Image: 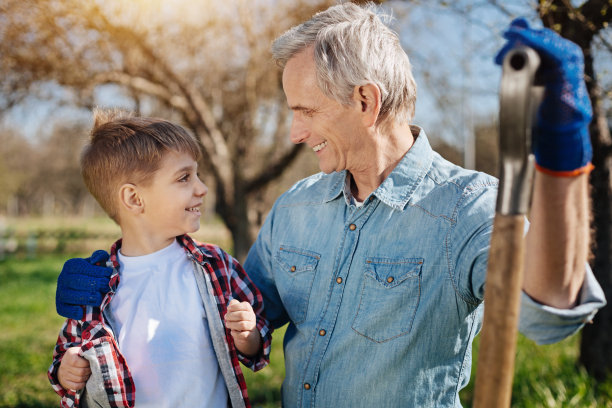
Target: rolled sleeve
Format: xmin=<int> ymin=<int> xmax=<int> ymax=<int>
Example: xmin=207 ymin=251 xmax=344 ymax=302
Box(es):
xmin=519 ymin=264 xmax=607 ymax=345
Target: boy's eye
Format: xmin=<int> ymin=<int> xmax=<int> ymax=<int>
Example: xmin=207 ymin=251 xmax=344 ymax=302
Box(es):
xmin=179 ymin=174 xmax=190 ymax=182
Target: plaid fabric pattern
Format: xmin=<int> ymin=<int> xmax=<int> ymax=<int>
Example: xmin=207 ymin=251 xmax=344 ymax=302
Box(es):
xmin=48 ymin=235 xmax=271 ymax=408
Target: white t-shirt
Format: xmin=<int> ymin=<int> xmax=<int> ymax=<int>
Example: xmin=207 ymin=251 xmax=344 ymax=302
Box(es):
xmin=110 ymin=239 xmax=228 ymax=408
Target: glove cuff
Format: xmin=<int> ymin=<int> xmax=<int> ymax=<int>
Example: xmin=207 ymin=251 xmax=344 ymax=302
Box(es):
xmin=534 ymin=125 xmax=592 ymax=172
xmin=535 ymin=162 xmax=594 ymax=177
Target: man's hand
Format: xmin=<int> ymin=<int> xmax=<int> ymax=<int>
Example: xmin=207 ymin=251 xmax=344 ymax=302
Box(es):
xmin=56 ymin=250 xmax=113 ymax=320
xmin=495 ymin=17 xmax=593 ymax=176
xmin=58 ymin=347 xmax=91 ymax=391
xmin=225 ymin=299 xmax=262 ymax=357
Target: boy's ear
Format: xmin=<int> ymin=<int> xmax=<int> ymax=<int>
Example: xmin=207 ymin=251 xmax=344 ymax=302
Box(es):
xmin=119 ymin=183 xmax=144 ymax=214
xmin=353 ymin=83 xmax=381 ymax=127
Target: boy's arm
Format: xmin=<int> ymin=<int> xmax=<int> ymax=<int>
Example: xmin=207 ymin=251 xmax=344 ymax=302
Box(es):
xmin=223 ymin=251 xmax=272 ymax=372
xmin=225 ymin=299 xmax=262 ymax=357
xmin=48 ymin=319 xmax=87 ymax=397
xmin=58 ymin=347 xmax=91 ymax=390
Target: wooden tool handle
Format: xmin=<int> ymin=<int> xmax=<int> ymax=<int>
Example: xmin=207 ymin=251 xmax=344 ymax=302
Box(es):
xmin=473 ymin=214 xmax=526 ymax=408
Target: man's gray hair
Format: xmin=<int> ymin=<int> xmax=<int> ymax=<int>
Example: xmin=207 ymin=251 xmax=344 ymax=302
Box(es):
xmin=272 ymin=2 xmax=417 ymax=124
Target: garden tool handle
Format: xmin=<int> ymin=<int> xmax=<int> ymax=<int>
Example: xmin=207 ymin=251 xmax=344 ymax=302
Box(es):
xmin=473 ymin=46 xmax=542 ymax=408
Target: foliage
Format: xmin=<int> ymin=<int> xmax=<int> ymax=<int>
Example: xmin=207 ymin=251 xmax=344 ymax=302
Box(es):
xmin=0 ymin=0 xmax=334 ymax=260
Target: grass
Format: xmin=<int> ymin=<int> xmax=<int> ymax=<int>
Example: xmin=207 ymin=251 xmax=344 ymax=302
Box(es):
xmin=1 ymin=217 xmax=611 ymax=407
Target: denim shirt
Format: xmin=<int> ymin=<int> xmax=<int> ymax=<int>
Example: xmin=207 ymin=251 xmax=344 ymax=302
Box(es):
xmin=244 ymin=128 xmax=605 ymax=408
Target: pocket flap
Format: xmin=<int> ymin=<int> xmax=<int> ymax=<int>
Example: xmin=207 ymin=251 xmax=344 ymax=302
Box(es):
xmin=275 ymin=245 xmax=320 ymax=274
xmin=364 ymin=257 xmax=423 ymax=288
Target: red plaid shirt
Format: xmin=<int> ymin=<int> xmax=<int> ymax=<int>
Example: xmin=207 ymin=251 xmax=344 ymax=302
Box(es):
xmin=48 ymin=235 xmax=272 ymax=408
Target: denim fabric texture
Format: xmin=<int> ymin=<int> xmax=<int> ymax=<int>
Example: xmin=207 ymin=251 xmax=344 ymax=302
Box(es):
xmin=244 ymin=128 xmax=605 ymax=407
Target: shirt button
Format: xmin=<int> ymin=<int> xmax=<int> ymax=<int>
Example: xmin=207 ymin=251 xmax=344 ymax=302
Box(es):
xmin=336 ymin=277 xmax=343 ymax=284
xmin=319 ymin=329 xmax=326 ymax=336
xmin=290 ymin=266 xmax=296 ymax=272
xmin=369 ymin=196 xmax=374 ymax=202
xmin=387 ymin=276 xmax=394 ymax=283
xmin=304 ymin=383 xmax=311 ymax=390
xmin=349 ymin=224 xmax=356 ymax=231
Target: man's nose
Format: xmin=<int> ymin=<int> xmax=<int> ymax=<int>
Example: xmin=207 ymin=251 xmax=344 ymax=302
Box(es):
xmin=289 ymin=119 xmax=309 ymax=144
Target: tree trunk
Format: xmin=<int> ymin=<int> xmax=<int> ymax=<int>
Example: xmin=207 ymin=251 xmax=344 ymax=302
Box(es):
xmin=214 ymin=176 xmax=254 ymax=263
xmin=579 ymin=71 xmax=612 ymax=381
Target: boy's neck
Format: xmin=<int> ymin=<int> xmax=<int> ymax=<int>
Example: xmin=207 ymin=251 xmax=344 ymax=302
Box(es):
xmin=119 ymin=227 xmax=178 ymax=257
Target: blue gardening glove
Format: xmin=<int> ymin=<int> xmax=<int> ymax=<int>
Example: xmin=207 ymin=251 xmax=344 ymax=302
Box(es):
xmin=495 ymin=17 xmax=593 ymax=175
xmin=56 ymin=250 xmax=113 ymax=320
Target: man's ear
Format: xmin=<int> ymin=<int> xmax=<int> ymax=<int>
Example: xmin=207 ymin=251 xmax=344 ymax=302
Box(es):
xmin=119 ymin=183 xmax=144 ymax=214
xmin=353 ymin=83 xmax=381 ymax=127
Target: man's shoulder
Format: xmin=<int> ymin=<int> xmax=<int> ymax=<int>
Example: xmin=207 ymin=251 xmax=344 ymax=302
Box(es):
xmin=426 ymin=151 xmax=498 ymax=195
xmin=276 ymin=171 xmax=341 ymax=205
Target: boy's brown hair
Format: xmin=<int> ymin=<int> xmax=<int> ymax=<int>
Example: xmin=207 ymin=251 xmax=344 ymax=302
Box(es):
xmin=81 ymin=108 xmax=202 ymax=223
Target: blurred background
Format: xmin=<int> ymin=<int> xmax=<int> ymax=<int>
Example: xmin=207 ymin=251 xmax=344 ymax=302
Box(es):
xmin=1 ymin=0 xmax=611 ymax=406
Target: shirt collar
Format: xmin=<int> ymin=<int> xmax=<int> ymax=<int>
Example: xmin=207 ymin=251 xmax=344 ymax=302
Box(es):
xmin=108 ymin=234 xmax=214 ymax=269
xmin=322 ymin=126 xmax=433 ymax=210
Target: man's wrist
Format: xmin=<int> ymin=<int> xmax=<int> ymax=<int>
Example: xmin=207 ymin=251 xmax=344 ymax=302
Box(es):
xmin=535 ymin=162 xmax=595 ymax=177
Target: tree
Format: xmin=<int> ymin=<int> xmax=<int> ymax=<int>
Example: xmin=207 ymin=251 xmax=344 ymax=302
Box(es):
xmin=0 ymin=0 xmax=334 ymax=260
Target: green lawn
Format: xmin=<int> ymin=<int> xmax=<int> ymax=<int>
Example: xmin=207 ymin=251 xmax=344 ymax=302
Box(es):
xmin=1 ymin=254 xmax=610 ymax=407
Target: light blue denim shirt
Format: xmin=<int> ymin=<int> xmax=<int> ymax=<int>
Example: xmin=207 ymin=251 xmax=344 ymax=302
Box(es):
xmin=244 ymin=128 xmax=605 ymax=407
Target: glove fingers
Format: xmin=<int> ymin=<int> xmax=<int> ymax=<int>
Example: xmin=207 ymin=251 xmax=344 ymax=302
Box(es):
xmin=87 ymin=250 xmax=110 ymax=266
xmin=55 ymin=303 xmax=86 ymax=321
xmin=57 ymin=287 xmax=105 ymax=307
xmin=62 ymin=258 xmax=113 ymax=280
xmin=503 ymin=25 xmax=580 ymax=65
xmin=59 ymin=272 xmax=112 ymax=294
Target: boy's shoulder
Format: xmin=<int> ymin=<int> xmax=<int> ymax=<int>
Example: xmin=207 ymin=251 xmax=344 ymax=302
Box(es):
xmin=178 ymin=234 xmax=234 ymax=264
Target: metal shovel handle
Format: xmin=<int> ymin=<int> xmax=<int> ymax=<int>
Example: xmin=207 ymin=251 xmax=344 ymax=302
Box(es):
xmin=473 ymin=46 xmax=542 ymax=408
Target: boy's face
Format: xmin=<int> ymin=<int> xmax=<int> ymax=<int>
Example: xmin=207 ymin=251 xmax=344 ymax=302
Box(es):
xmin=137 ymin=150 xmax=207 ymax=246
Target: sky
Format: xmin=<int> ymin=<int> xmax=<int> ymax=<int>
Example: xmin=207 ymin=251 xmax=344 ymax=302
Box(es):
xmin=3 ymin=0 xmax=610 ymax=170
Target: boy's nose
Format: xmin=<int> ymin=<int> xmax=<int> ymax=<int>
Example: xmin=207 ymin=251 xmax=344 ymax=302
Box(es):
xmin=195 ymin=179 xmax=208 ymax=197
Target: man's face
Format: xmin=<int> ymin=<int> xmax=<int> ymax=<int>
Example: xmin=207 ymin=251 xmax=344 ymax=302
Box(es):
xmin=282 ymin=47 xmax=366 ymax=174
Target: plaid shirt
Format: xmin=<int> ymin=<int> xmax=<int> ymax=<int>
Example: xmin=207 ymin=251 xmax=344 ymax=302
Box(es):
xmin=48 ymin=235 xmax=272 ymax=408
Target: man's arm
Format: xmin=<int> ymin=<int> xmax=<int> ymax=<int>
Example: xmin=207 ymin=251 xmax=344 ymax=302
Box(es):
xmin=496 ymin=19 xmax=595 ymax=310
xmin=523 ymin=172 xmax=590 ymax=308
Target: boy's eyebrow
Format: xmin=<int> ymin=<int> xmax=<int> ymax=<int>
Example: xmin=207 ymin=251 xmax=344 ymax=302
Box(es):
xmin=173 ymin=164 xmax=197 ymax=175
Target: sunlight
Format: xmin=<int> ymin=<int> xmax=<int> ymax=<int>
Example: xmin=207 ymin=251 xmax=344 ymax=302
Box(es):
xmin=104 ymin=0 xmax=224 ymax=27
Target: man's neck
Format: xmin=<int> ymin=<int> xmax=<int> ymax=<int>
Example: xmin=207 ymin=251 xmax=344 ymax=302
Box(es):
xmin=350 ymin=122 xmax=416 ymax=201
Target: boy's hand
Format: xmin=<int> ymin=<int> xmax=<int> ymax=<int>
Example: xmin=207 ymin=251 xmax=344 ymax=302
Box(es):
xmin=225 ymin=299 xmax=262 ymax=357
xmin=58 ymin=347 xmax=91 ymax=391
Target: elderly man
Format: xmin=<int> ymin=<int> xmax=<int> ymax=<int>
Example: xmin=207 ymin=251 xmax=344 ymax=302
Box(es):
xmin=56 ymin=3 xmax=605 ymax=407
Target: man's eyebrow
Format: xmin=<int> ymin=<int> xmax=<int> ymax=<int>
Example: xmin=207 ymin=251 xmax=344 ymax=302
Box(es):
xmin=288 ymin=105 xmax=313 ymax=112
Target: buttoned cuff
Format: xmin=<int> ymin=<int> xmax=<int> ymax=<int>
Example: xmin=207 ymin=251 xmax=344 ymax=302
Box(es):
xmin=518 ymin=264 xmax=606 ymax=345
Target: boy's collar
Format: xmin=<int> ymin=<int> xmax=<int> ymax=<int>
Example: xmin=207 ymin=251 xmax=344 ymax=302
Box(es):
xmin=108 ymin=234 xmax=213 ymax=268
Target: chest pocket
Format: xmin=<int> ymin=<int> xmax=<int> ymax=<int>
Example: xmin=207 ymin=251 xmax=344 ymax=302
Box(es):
xmin=352 ymin=257 xmax=423 ymax=343
xmin=274 ymin=246 xmax=320 ymax=326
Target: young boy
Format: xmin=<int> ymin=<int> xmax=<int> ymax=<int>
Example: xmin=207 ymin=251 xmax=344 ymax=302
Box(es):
xmin=48 ymin=109 xmax=271 ymax=408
